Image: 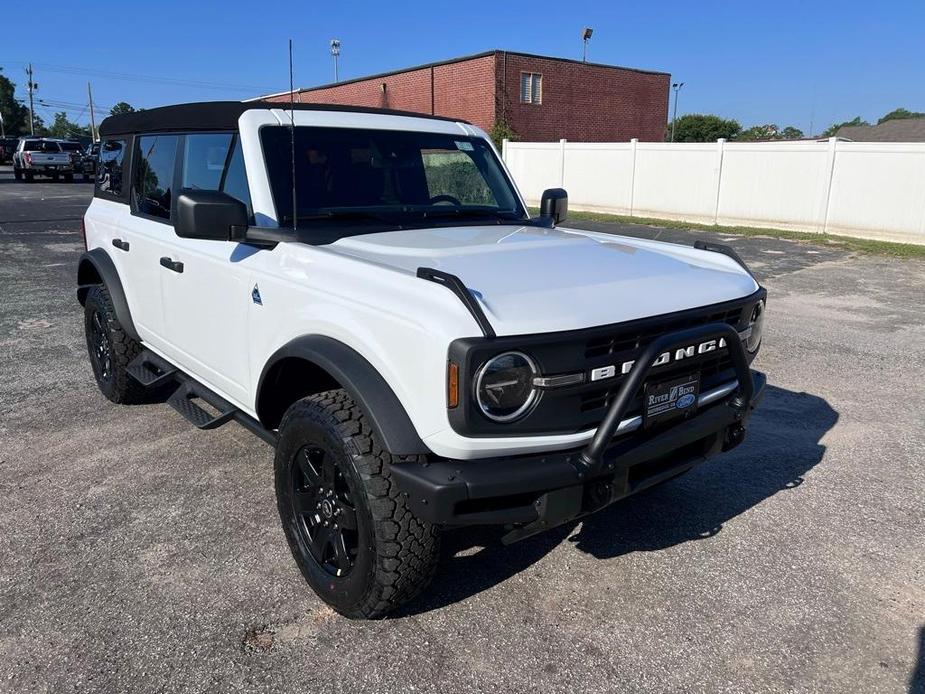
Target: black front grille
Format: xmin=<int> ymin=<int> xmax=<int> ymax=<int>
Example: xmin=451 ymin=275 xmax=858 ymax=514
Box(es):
xmin=580 ymin=351 xmax=735 ymax=414
xmin=447 ymin=290 xmax=762 ymax=438
xmin=585 ymin=307 xmax=742 ymax=359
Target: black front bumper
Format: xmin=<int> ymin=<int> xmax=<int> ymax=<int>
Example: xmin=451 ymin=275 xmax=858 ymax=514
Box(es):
xmin=391 ymin=323 xmax=766 ymax=544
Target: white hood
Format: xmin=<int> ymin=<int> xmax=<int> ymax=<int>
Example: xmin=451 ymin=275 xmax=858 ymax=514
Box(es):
xmin=328 ymin=225 xmax=759 ymax=336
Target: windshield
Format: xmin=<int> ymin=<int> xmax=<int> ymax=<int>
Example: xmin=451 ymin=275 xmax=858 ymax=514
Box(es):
xmin=59 ymin=142 xmax=83 ymax=151
xmin=261 ymin=126 xmax=526 ymax=233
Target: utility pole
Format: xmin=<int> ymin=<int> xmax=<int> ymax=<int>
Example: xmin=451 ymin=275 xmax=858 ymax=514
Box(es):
xmin=87 ymin=82 xmax=97 ymax=142
xmin=670 ymin=81 xmax=685 ymax=142
xmin=26 ymin=63 xmax=37 ymax=135
xmin=330 ymin=39 xmax=341 ymax=83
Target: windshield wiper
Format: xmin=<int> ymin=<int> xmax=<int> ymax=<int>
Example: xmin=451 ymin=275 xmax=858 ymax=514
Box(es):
xmin=418 ymin=208 xmax=524 ymax=221
xmin=282 ymin=209 xmax=401 ymax=225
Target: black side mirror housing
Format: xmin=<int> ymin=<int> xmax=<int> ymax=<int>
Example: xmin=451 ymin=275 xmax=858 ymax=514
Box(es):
xmin=175 ymin=190 xmax=248 ymax=241
xmin=540 ymin=188 xmax=568 ymax=225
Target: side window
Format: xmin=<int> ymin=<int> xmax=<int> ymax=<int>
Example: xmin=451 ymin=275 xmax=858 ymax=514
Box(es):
xmin=181 ymin=133 xmax=253 ymax=220
xmin=133 ymin=135 xmax=179 ymax=221
xmin=96 ymin=139 xmax=126 ymax=195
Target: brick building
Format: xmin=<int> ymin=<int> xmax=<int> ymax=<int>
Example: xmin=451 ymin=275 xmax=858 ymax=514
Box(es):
xmin=258 ymin=50 xmax=670 ymax=142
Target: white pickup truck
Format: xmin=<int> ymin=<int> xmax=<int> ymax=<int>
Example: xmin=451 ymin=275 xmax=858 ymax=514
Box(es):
xmin=13 ymin=138 xmax=74 ymax=182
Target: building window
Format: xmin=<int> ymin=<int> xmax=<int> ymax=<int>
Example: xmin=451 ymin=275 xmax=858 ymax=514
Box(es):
xmin=520 ymin=72 xmax=542 ymax=104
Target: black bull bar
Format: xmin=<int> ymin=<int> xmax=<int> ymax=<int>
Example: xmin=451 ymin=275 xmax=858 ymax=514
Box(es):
xmin=391 ymin=322 xmax=764 ymax=543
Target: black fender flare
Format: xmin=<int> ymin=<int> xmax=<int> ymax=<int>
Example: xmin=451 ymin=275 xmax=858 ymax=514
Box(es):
xmin=76 ymin=248 xmax=140 ymax=342
xmin=256 ymin=335 xmax=429 ymax=455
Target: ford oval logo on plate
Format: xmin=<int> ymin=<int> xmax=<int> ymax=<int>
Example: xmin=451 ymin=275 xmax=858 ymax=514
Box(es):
xmin=676 ymin=393 xmax=696 ymax=409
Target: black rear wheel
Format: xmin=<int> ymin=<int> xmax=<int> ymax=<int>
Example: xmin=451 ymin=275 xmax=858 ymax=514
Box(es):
xmin=275 ymin=390 xmax=440 ymax=619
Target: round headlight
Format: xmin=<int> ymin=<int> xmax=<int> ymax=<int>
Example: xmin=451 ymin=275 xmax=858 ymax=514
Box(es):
xmin=475 ymin=351 xmax=538 ymax=422
xmin=746 ymin=299 xmax=765 ymax=353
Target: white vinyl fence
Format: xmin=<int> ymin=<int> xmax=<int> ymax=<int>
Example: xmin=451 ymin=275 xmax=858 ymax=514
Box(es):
xmin=502 ymin=138 xmax=925 ymax=245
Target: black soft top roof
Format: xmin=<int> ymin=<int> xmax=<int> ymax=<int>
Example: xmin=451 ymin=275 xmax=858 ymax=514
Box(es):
xmin=98 ymin=100 xmax=468 ymax=136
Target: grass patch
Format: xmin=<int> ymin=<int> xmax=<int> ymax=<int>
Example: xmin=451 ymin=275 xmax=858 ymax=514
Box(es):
xmin=530 ymin=208 xmax=925 ymax=259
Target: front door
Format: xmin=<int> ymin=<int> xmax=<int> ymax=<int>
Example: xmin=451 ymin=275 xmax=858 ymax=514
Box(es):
xmin=150 ymin=133 xmax=256 ymax=407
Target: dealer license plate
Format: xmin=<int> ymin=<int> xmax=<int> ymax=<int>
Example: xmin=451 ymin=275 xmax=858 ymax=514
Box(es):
xmin=643 ymin=373 xmax=700 ymax=428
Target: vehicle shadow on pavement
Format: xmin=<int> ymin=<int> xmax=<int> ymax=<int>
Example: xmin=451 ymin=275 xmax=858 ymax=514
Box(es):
xmin=397 ymin=384 xmax=837 ymax=616
xmin=911 ymin=626 xmax=925 ymax=694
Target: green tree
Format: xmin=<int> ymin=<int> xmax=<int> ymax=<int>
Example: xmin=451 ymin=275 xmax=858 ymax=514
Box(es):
xmin=109 ymin=101 xmax=136 ymax=116
xmin=736 ymin=124 xmax=780 ymax=141
xmin=821 ymin=116 xmax=869 ymax=137
xmin=47 ymin=111 xmax=90 ymax=138
xmin=0 ymin=68 xmax=32 ymax=136
xmin=736 ymin=124 xmax=805 ymax=141
xmin=489 ymin=120 xmax=519 ymax=149
xmin=668 ymin=114 xmax=741 ymax=142
xmin=877 ymin=107 xmax=925 ymax=124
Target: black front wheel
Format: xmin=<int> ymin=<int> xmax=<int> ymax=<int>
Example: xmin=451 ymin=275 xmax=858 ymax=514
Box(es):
xmin=84 ymin=285 xmax=145 ymax=404
xmin=275 ymin=390 xmax=440 ymax=619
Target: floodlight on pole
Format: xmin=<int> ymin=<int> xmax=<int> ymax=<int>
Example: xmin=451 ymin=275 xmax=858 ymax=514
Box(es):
xmin=670 ymin=81 xmax=685 ymax=142
xmin=330 ymin=39 xmax=341 ymax=83
xmin=582 ymin=27 xmax=594 ymax=63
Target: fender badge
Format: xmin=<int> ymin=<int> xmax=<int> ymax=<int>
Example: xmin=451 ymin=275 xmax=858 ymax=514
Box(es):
xmin=251 ymin=284 xmax=262 ymax=305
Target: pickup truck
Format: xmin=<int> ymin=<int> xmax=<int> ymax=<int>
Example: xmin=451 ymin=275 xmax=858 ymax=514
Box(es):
xmin=13 ymin=138 xmax=74 ymax=182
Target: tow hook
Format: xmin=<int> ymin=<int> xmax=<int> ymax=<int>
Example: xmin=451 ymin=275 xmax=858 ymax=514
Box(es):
xmin=723 ymin=424 xmax=746 ymax=451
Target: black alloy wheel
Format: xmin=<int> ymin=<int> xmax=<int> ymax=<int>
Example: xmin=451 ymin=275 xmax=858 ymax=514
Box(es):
xmin=291 ymin=444 xmax=359 ymax=577
xmin=88 ymin=308 xmax=114 ymax=385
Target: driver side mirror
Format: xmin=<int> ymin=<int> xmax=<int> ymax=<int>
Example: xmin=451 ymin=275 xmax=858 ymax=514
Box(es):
xmin=540 ymin=188 xmax=568 ymax=226
xmin=175 ymin=190 xmax=248 ymax=241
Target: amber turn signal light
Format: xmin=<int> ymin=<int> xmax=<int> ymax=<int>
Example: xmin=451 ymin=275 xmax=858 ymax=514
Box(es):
xmin=447 ymin=361 xmax=459 ymax=409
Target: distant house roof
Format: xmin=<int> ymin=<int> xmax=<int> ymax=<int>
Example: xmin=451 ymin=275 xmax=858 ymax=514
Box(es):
xmin=836 ymin=118 xmax=925 ymax=142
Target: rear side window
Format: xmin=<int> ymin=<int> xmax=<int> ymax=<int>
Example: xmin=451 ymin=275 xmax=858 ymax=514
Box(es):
xmin=133 ymin=135 xmax=179 ymax=221
xmin=181 ymin=133 xmax=253 ymax=219
xmin=96 ymin=139 xmax=126 ymax=195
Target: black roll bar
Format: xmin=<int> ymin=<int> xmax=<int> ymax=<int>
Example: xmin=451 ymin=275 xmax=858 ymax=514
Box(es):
xmin=578 ymin=322 xmax=754 ymax=472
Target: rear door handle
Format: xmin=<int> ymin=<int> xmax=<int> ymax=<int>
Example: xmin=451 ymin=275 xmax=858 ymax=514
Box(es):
xmin=112 ymin=238 xmax=130 ymax=251
xmin=159 ymin=257 xmax=184 ymax=273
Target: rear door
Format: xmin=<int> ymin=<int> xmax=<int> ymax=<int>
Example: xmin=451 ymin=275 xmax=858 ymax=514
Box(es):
xmin=86 ymin=136 xmax=166 ymax=343
xmin=155 ymin=132 xmax=255 ymax=406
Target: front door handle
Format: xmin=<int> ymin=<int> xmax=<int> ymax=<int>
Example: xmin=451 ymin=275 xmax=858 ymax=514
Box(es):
xmin=159 ymin=257 xmax=184 ymax=273
xmin=112 ymin=238 xmax=130 ymax=251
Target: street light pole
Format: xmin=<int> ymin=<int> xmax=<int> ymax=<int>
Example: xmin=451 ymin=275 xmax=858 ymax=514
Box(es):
xmin=670 ymin=81 xmax=685 ymax=142
xmin=582 ymin=27 xmax=594 ymax=63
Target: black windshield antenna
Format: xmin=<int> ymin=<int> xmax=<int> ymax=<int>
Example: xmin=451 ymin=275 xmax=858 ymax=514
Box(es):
xmin=288 ymin=39 xmax=298 ymax=230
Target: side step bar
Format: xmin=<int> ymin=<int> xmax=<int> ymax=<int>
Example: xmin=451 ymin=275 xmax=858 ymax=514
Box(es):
xmin=126 ymin=348 xmax=277 ymax=446
xmin=167 ymin=380 xmax=236 ymax=430
xmin=126 ymin=351 xmax=177 ymax=388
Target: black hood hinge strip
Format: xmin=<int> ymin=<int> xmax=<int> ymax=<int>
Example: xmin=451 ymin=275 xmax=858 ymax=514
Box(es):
xmin=416 ymin=267 xmax=496 ymax=339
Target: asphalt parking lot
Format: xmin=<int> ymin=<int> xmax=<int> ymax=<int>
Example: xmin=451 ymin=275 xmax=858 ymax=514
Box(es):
xmin=0 ymin=164 xmax=922 ymax=694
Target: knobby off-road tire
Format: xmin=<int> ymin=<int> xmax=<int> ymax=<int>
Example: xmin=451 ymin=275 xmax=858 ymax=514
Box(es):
xmin=275 ymin=390 xmax=440 ymax=619
xmin=84 ymin=285 xmax=145 ymax=404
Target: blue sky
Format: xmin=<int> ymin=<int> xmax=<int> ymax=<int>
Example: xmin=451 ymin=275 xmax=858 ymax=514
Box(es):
xmin=4 ymin=0 xmax=923 ymax=136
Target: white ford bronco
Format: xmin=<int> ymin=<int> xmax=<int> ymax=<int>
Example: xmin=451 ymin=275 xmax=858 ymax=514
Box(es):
xmin=78 ymin=101 xmax=767 ymax=618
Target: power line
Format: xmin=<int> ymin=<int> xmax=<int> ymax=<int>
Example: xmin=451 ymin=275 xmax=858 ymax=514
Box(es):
xmin=3 ymin=60 xmax=274 ymax=93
